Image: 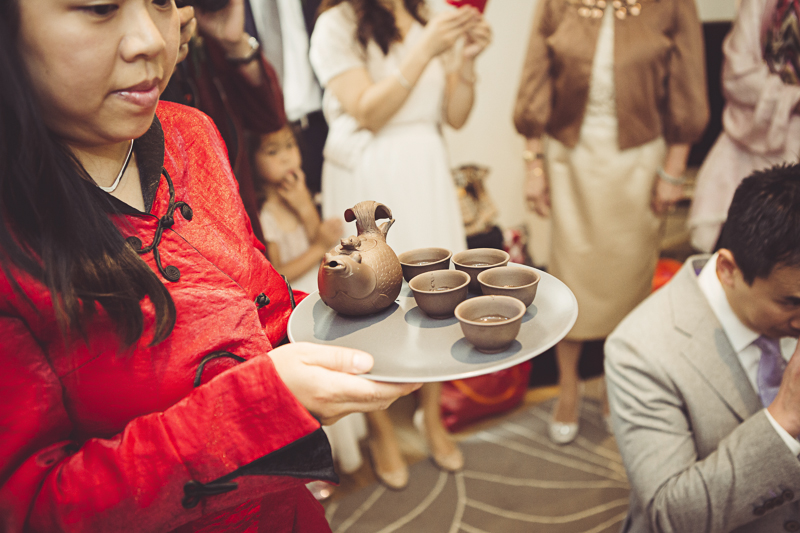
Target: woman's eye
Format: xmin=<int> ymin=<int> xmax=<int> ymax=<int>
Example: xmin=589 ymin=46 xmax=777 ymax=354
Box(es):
xmin=81 ymin=4 xmax=119 ymax=16
xmin=153 ymin=0 xmax=173 ymax=7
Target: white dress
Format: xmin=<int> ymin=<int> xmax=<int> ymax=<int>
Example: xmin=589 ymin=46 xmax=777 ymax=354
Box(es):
xmin=258 ymin=206 xmax=318 ymax=294
xmin=309 ymin=3 xmax=467 ymax=255
xmin=546 ymin=5 xmax=666 ymax=340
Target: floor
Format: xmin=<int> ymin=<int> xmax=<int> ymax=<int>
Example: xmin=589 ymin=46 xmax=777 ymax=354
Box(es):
xmin=326 ymin=377 xmax=607 ymax=502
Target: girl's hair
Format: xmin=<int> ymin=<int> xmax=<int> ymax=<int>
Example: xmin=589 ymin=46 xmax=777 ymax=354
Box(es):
xmin=0 ymin=1 xmax=175 ymax=346
xmin=318 ymin=0 xmax=427 ymax=55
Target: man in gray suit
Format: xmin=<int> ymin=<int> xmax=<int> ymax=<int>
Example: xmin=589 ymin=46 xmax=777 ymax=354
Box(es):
xmin=606 ymin=165 xmax=800 ymax=532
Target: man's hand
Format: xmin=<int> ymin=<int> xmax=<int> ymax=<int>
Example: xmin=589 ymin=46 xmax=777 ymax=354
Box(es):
xmin=768 ymin=340 xmax=800 ymax=436
xmin=195 ymin=0 xmax=248 ymax=55
xmin=268 ymin=342 xmax=422 ymax=425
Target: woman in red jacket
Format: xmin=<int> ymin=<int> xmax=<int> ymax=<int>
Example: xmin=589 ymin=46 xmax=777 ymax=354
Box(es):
xmin=0 ymin=1 xmax=418 ymax=531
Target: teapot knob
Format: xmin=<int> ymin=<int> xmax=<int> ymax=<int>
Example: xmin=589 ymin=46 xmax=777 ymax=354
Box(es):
xmin=340 ymin=236 xmax=360 ymax=251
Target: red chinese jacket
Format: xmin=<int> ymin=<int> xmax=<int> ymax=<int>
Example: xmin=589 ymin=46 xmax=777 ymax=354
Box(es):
xmin=0 ymin=102 xmax=335 ymax=532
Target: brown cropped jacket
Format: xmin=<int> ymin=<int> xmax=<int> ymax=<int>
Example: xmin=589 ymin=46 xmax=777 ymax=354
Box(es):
xmin=514 ymin=0 xmax=710 ymax=150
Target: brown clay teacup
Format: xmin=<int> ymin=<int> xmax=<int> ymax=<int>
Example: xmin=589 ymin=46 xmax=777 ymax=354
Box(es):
xmin=452 ymin=248 xmax=510 ymax=293
xmin=477 ymin=267 xmax=541 ymax=307
xmin=409 ymin=270 xmax=470 ymax=319
xmin=398 ymin=247 xmax=452 ymax=282
xmin=455 ymin=295 xmax=526 ymax=353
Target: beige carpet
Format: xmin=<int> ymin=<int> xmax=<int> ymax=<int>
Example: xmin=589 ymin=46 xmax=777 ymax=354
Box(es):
xmin=324 ymin=398 xmax=630 ymax=533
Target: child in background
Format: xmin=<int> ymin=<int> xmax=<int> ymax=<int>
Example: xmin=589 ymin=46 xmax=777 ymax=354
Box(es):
xmin=254 ymin=126 xmax=343 ymax=293
xmin=255 ymin=125 xmax=366 ymax=500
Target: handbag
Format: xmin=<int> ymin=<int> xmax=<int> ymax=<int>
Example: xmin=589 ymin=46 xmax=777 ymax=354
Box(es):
xmin=440 ymin=361 xmax=532 ymax=432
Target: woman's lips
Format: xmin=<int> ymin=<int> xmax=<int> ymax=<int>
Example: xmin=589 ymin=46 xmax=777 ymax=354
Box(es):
xmin=114 ymin=84 xmax=160 ymax=108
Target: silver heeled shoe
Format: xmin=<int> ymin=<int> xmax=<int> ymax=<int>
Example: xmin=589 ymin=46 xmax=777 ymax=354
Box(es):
xmin=548 ymin=385 xmax=582 ymax=445
xmin=548 ymin=420 xmax=579 ymax=444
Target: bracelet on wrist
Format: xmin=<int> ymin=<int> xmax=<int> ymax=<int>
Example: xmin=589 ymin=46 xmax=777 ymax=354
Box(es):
xmin=522 ymin=149 xmax=544 ymax=163
xmin=657 ymin=167 xmax=687 ymax=186
xmin=227 ymin=35 xmax=261 ymax=65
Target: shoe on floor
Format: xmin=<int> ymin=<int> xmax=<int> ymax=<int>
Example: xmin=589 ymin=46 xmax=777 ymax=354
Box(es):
xmin=413 ymin=409 xmax=464 ymax=472
xmin=367 ymin=438 xmax=409 ymax=491
xmin=548 ymin=420 xmax=579 ymax=444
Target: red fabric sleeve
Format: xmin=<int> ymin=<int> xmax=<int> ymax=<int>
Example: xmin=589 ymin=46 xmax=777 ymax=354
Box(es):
xmin=0 ymin=316 xmax=319 ymax=533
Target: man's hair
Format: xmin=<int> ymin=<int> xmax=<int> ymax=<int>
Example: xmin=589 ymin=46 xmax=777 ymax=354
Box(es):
xmin=721 ymin=163 xmax=800 ymax=284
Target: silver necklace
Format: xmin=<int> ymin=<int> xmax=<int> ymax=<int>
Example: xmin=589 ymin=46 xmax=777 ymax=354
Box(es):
xmin=98 ymin=139 xmax=134 ymax=193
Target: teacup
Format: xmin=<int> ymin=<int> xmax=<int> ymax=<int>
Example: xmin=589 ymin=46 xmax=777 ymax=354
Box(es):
xmin=452 ymin=248 xmax=510 ymax=293
xmin=408 ymin=270 xmax=470 ymax=318
xmin=478 ymin=266 xmax=541 ymax=307
xmin=455 ymin=295 xmax=525 ymax=353
xmin=398 ymin=247 xmax=452 ymax=282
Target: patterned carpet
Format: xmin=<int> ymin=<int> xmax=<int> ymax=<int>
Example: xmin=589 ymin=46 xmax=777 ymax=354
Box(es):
xmin=324 ymin=398 xmax=630 ymax=533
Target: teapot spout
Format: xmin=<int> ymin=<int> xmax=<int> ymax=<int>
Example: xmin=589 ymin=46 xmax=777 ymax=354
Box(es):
xmin=319 ymin=254 xmax=377 ymax=300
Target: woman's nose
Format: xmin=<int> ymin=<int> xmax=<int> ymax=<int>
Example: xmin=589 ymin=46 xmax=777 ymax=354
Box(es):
xmin=120 ymin=6 xmax=168 ymax=62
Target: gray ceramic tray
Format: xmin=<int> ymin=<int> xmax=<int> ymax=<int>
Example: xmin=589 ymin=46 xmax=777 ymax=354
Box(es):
xmin=287 ymin=265 xmax=578 ymax=383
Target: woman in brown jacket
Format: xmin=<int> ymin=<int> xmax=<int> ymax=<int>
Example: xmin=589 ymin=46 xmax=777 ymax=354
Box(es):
xmin=514 ymin=0 xmax=709 ymax=443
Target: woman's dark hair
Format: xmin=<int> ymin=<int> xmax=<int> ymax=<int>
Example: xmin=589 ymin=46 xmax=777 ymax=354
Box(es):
xmin=0 ymin=2 xmax=175 ymax=346
xmin=318 ymin=0 xmax=427 ymax=55
xmin=721 ymin=163 xmax=800 ymax=284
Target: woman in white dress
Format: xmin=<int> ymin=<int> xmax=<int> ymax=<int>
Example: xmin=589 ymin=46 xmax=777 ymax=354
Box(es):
xmin=310 ymin=0 xmax=490 ymax=489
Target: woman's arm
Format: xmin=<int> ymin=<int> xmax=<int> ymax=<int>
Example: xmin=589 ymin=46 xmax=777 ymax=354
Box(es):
xmin=651 ymin=143 xmax=691 ymax=215
xmin=523 ymin=137 xmax=550 ymax=217
xmin=444 ymin=19 xmax=491 ymax=129
xmin=326 ymin=8 xmax=479 ymax=132
xmin=513 ymin=0 xmax=558 ymax=138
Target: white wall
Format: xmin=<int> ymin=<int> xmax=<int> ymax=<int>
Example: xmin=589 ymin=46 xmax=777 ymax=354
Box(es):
xmin=432 ymin=0 xmax=732 ymax=266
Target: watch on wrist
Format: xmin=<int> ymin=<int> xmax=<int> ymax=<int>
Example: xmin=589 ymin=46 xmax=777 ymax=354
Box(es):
xmin=227 ymin=35 xmax=261 ymax=65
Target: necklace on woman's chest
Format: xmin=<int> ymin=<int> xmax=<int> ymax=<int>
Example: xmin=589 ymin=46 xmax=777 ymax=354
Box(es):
xmin=98 ymin=139 xmax=134 ymax=193
xmin=572 ymin=0 xmax=642 ymax=19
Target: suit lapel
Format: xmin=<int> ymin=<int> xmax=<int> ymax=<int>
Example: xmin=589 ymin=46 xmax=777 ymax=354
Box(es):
xmin=670 ymin=257 xmax=763 ymax=421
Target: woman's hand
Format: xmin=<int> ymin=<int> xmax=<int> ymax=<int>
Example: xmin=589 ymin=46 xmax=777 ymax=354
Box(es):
xmin=268 ymin=343 xmax=422 ymax=425
xmin=421 ymin=7 xmax=480 ymax=59
xmin=651 ymin=177 xmax=684 ymax=216
xmin=651 ymin=144 xmax=690 ymax=216
xmin=177 ymin=6 xmax=197 ymax=64
xmin=525 ymin=161 xmax=551 ymax=217
xmin=462 ymin=17 xmax=491 ymax=60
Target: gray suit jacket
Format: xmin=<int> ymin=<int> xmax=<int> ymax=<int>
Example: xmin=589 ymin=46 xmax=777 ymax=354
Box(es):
xmin=605 ymin=255 xmax=800 ymax=533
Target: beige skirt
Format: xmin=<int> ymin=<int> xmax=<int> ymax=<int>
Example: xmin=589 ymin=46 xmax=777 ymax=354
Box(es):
xmin=546 ymin=114 xmax=666 ymax=340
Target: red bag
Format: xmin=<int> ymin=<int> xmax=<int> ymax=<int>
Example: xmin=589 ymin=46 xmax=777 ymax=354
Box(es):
xmin=440 ymin=361 xmax=532 ymax=432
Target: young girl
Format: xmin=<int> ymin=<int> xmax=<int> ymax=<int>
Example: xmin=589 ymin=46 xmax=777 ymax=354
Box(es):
xmin=254 ymin=126 xmax=343 ymax=293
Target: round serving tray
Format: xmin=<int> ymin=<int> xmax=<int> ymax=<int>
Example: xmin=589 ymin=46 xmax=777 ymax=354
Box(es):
xmin=287 ymin=264 xmax=578 ymax=383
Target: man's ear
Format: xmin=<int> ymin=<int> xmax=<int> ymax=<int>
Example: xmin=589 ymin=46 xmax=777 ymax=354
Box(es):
xmin=716 ymin=249 xmax=739 ymax=288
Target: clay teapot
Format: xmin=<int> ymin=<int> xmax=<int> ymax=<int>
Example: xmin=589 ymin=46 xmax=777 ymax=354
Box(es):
xmin=318 ymin=201 xmax=403 ymax=316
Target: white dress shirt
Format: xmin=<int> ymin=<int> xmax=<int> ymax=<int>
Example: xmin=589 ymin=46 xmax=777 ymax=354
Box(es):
xmin=698 ymin=253 xmax=800 ymax=454
xmin=250 ymin=0 xmax=323 ymax=121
